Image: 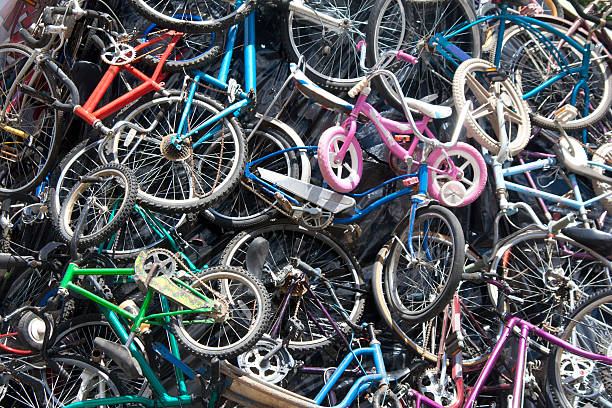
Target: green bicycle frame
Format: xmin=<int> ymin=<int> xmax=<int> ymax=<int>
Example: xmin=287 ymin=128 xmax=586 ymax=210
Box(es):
xmin=59 ymin=263 xmax=215 ymax=407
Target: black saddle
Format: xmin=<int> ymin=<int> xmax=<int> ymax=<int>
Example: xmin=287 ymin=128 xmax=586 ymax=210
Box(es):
xmin=562 ymin=226 xmax=612 ymax=257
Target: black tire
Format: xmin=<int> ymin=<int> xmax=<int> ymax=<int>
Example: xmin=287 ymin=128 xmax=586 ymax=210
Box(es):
xmin=112 ymin=91 xmax=246 ymax=213
xmin=52 ymin=314 xmax=150 ymax=398
xmin=365 ymin=0 xmax=480 ymax=110
xmin=0 ymin=43 xmax=62 ymax=196
xmin=490 ymin=230 xmax=612 ymax=329
xmin=373 ymin=387 xmax=402 ymax=408
xmin=42 ymin=354 xmax=125 ymax=407
xmin=280 ymin=0 xmax=374 ymax=90
xmin=546 ymin=288 xmax=612 ymax=408
xmin=50 ymin=138 xmax=187 ymax=260
xmin=57 ymin=163 xmax=137 ymax=249
xmin=138 ymin=25 xmax=224 ymax=72
xmin=169 ymin=265 xmax=271 ymax=359
xmin=128 ymin=0 xmax=255 ymax=34
xmin=203 ymin=123 xmax=304 ymax=229
xmin=385 ymin=205 xmax=464 ymax=323
xmin=221 ymin=222 xmax=365 ymax=352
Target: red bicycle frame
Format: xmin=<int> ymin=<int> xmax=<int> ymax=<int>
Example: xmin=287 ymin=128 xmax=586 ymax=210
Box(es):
xmin=73 ymin=30 xmax=182 ymax=125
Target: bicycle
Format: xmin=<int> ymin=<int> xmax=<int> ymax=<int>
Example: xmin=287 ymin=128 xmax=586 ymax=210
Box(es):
xmin=0 ymin=0 xmax=243 ymax=212
xmin=366 ymin=0 xmax=612 ymax=132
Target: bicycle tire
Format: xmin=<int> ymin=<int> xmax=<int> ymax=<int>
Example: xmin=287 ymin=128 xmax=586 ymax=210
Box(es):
xmin=128 ymin=0 xmax=255 ymax=34
xmin=280 ymin=0 xmax=374 ymax=90
xmin=426 ymin=142 xmax=487 ymax=207
xmin=50 ymin=138 xmax=187 ymax=259
xmin=111 ymin=91 xmax=246 ymax=213
xmin=317 ymin=125 xmax=363 ymax=193
xmin=546 ymin=287 xmax=612 ymax=408
xmin=453 ymin=58 xmax=531 ymax=156
xmin=221 ymin=222 xmax=365 ymax=351
xmin=385 ymin=205 xmax=464 ymax=323
xmin=490 ymin=229 xmax=612 ymax=329
xmin=138 ymin=24 xmax=223 ymax=72
xmin=169 ymin=266 xmax=271 ymax=359
xmin=41 ymin=354 xmax=125 ymax=407
xmin=591 ymin=142 xmax=612 ymax=214
xmin=372 ymin=242 xmax=499 ymax=367
xmin=365 ymin=0 xmax=481 ymax=110
xmin=57 ymin=163 xmax=137 ymax=249
xmin=0 ymin=43 xmax=62 ymax=196
xmin=52 ymin=314 xmax=150 ymax=398
xmin=203 ymin=122 xmax=309 ymax=229
xmin=491 ymin=22 xmax=612 ymax=131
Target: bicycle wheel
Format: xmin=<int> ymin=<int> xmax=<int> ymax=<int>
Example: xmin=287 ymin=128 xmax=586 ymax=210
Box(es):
xmin=590 ymin=142 xmax=612 ymax=214
xmin=426 ymin=142 xmax=487 ymax=207
xmin=41 ymin=354 xmax=124 ymax=407
xmin=0 ymin=43 xmax=61 ymax=195
xmin=111 ymin=91 xmax=246 ymax=213
xmin=138 ymin=25 xmax=223 ymax=72
xmin=492 ymin=22 xmax=612 ymax=131
xmin=317 ymin=125 xmax=363 ymax=193
xmin=57 ymin=163 xmax=137 ymax=249
xmin=490 ymin=230 xmax=612 ymax=329
xmin=453 ymin=58 xmax=531 ymax=156
xmin=51 ymin=138 xmax=187 ymax=259
xmin=52 ymin=314 xmax=149 ymax=398
xmin=547 ymin=288 xmax=612 ymax=408
xmin=128 ymin=0 xmax=254 ymax=33
xmin=385 ymin=205 xmax=464 ymax=323
xmin=204 ymin=122 xmax=309 ymax=229
xmin=169 ymin=266 xmax=271 ymax=359
xmin=373 ymin=243 xmax=500 ymax=367
xmin=365 ymin=0 xmax=480 ymax=110
xmin=280 ymin=0 xmax=374 ymax=89
xmin=221 ymin=222 xmax=365 ymax=351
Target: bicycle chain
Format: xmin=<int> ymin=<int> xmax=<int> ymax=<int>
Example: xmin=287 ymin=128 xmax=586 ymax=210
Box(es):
xmin=185 ymin=118 xmax=225 ymax=200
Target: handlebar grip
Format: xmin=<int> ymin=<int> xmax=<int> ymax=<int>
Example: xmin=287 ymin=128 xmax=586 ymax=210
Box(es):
xmin=348 ymin=77 xmax=369 ymax=98
xmin=462 ymin=272 xmax=484 ymax=281
xmin=396 ymin=51 xmax=418 ymax=65
xmin=19 ymin=28 xmax=52 ymax=49
xmin=549 ymin=213 xmax=576 ymax=234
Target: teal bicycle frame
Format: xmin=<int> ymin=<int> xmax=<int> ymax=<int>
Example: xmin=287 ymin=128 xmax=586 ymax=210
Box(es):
xmin=433 ymin=3 xmax=594 ymax=138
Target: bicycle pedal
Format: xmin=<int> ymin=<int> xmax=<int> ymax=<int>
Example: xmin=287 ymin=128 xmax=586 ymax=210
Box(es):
xmin=394 ymin=134 xmax=411 ymax=142
xmin=444 ymin=331 xmax=464 ymax=357
xmin=482 ymin=68 xmax=508 ymax=82
xmin=553 ymin=105 xmax=578 ymax=123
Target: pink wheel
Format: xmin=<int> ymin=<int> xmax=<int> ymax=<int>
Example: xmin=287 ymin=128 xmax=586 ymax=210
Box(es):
xmin=427 ymin=142 xmax=487 ymax=207
xmin=317 ymin=126 xmax=363 ymax=193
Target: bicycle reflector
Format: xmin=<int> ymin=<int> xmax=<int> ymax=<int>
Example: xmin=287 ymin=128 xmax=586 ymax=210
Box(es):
xmin=482 ymin=68 xmax=508 ymax=82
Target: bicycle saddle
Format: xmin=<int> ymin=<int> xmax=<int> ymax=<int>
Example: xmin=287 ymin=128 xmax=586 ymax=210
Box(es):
xmin=94 ymin=337 xmax=142 ymax=379
xmin=401 ymin=96 xmax=453 ymax=119
xmin=554 ymin=136 xmax=612 ymax=186
xmin=290 ymin=63 xmax=355 ymax=115
xmin=562 ymin=226 xmax=612 ymax=257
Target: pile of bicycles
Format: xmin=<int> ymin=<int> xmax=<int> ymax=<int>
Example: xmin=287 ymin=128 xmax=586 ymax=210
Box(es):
xmin=0 ymin=0 xmax=611 ymax=407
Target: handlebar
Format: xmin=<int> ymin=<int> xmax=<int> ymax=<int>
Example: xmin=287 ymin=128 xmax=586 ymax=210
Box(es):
xmin=567 ymin=0 xmax=612 ymax=29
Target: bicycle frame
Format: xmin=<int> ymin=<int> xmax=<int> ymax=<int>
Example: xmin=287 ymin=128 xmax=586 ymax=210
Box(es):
xmin=172 ymin=8 xmax=256 ymax=148
xmin=58 ymin=264 xmax=220 ymax=407
xmin=432 ymin=5 xmax=593 ymax=115
xmin=489 ymin=151 xmax=612 ymax=224
xmin=409 ymin=312 xmax=612 ymax=408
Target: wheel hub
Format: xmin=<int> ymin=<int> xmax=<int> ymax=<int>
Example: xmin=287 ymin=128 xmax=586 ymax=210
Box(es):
xmin=417 ymin=368 xmax=458 ymax=407
xmin=160 ymin=134 xmax=192 ymax=162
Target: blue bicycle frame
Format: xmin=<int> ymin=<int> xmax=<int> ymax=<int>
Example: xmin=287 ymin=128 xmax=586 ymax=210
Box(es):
xmin=171 ymin=6 xmax=257 ymax=149
xmin=432 ymin=3 xmax=593 ymax=138
xmin=490 ymin=153 xmax=612 ymax=223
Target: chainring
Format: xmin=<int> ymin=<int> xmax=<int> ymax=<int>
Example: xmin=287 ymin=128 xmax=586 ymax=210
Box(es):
xmin=237 ymin=335 xmax=295 ymax=384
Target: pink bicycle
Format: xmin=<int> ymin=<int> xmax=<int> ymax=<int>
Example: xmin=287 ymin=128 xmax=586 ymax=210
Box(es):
xmin=310 ymin=42 xmax=487 ymax=207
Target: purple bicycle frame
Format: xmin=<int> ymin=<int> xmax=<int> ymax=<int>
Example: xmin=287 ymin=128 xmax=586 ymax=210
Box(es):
xmin=409 ymin=313 xmax=612 ymax=408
